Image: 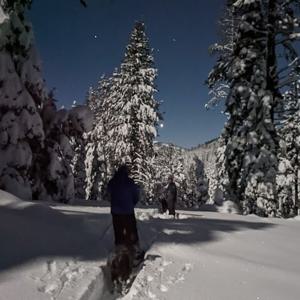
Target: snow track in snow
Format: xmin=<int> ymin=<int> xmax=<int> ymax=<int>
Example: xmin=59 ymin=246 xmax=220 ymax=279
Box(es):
xmin=35 ymin=259 xmax=102 ymax=300
xmin=122 ymin=255 xmax=193 ymax=300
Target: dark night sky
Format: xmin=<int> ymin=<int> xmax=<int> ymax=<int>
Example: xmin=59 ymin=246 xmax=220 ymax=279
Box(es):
xmin=29 ymin=0 xmax=227 ymax=148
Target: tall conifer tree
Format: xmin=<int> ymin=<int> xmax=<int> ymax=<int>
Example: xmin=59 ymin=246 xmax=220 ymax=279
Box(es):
xmin=0 ymin=0 xmax=46 ymax=199
xmin=109 ymin=21 xmax=161 ymax=200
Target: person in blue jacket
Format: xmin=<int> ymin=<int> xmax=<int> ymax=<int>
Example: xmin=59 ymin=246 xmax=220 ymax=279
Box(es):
xmin=107 ymin=165 xmax=141 ymax=256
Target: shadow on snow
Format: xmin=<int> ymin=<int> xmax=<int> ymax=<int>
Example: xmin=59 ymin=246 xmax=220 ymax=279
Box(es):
xmin=139 ymin=213 xmax=276 ymax=249
xmin=0 ymin=204 xmax=276 ymax=275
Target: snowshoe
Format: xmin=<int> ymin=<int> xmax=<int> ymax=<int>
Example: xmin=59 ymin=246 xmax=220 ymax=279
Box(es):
xmin=108 ymin=245 xmax=145 ymax=295
xmin=108 ymin=246 xmax=132 ymax=293
xmin=133 ymin=249 xmax=145 ymax=267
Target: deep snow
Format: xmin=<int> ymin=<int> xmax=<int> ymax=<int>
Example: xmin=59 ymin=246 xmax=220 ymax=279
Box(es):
xmin=1 ymin=190 xmax=300 ymax=300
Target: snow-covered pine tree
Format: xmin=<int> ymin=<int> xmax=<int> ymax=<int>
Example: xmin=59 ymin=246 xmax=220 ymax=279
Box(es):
xmin=185 ymin=156 xmax=209 ymax=207
xmin=206 ymin=2 xmax=237 ymax=109
xmin=0 ymin=1 xmax=93 ymax=203
xmin=0 ymin=0 xmax=47 ymax=199
xmin=67 ymin=103 xmax=93 ymax=201
xmin=153 ymin=143 xmax=188 ymax=206
xmin=38 ymin=95 xmax=74 ymax=202
xmin=33 ymin=92 xmax=93 ymax=203
xmin=108 ymin=21 xmax=161 ymax=201
xmin=208 ymin=0 xmax=300 ymax=217
xmin=230 ymin=0 xmax=280 ymax=216
xmin=153 ymin=143 xmax=174 ymax=203
xmin=183 ymin=139 xmax=220 ymax=205
xmin=85 ymin=76 xmax=112 ymax=201
xmin=277 ymin=77 xmax=300 ymax=216
xmin=206 ymin=3 xmax=236 ymax=205
xmin=267 ymin=0 xmax=300 ymax=216
xmin=85 ymin=121 xmax=104 ymax=202
xmin=71 ymin=135 xmax=87 ymax=200
xmin=209 ymin=0 xmax=280 ymax=216
xmin=208 ymin=136 xmax=227 ymax=205
xmin=70 ymin=102 xmax=88 ymax=201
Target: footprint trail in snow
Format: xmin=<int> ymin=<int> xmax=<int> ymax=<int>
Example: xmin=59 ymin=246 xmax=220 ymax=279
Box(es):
xmin=123 ymin=255 xmax=193 ymax=300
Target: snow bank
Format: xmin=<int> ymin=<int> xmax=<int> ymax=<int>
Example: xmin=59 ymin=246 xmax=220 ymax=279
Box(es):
xmin=0 ymin=191 xmax=112 ymax=300
xmin=217 ymin=200 xmax=240 ymax=214
xmin=0 ymin=4 xmax=8 ymax=23
xmin=0 ymin=189 xmax=33 ymax=208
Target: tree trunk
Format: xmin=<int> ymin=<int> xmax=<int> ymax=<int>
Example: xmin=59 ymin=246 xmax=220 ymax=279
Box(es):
xmin=266 ymin=0 xmax=279 ymax=122
xmin=295 ymin=154 xmax=299 ymax=214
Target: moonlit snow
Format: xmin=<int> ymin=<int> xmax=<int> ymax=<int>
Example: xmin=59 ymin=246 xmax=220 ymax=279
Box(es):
xmin=1 ymin=190 xmax=300 ymax=300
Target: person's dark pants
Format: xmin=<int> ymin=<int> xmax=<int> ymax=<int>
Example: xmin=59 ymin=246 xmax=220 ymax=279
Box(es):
xmin=167 ymin=198 xmax=176 ymax=216
xmin=112 ymin=213 xmax=139 ymax=248
xmin=160 ymin=198 xmax=168 ymax=213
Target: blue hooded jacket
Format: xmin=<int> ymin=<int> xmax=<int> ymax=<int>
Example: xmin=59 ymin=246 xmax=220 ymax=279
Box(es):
xmin=108 ymin=166 xmax=139 ymax=215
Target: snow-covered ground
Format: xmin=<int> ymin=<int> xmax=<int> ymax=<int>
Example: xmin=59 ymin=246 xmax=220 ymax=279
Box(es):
xmin=1 ymin=190 xmax=300 ymax=300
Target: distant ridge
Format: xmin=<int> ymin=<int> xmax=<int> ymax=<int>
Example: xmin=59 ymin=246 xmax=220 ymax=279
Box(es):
xmin=154 ymin=137 xmax=219 ymax=152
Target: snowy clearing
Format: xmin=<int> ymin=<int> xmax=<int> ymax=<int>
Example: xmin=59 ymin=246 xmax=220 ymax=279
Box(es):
xmin=1 ymin=190 xmax=300 ymax=300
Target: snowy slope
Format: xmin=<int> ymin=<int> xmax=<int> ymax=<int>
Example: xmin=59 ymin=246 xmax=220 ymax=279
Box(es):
xmin=155 ymin=138 xmax=219 ymax=173
xmin=184 ymin=138 xmax=219 ymax=169
xmin=1 ymin=191 xmax=300 ymax=300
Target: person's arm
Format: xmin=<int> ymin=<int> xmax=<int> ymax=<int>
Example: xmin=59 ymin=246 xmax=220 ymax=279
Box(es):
xmin=107 ymin=181 xmax=112 ymax=202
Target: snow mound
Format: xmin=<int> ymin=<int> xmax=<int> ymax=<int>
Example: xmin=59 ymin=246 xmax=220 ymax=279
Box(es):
xmin=154 ymin=213 xmax=178 ymax=220
xmin=217 ymin=200 xmax=240 ymax=214
xmin=136 ymin=209 xmax=159 ymax=221
xmin=294 ymin=215 xmax=300 ymax=221
xmin=0 ymin=189 xmax=33 ymax=209
xmin=0 ymin=4 xmax=8 ymax=23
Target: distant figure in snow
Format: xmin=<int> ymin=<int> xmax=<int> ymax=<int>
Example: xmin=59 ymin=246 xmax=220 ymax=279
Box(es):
xmin=107 ymin=165 xmax=143 ymax=259
xmin=165 ymin=175 xmax=177 ymax=216
xmin=156 ymin=183 xmax=167 ymax=213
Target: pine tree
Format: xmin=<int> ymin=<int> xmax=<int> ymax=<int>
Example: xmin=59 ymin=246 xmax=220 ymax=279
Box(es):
xmin=32 ymin=92 xmax=93 ymax=203
xmin=209 ymin=0 xmax=280 ymax=216
xmin=0 ymin=1 xmax=93 ymax=202
xmin=208 ymin=136 xmax=227 ymax=205
xmin=70 ymin=101 xmax=88 ymax=201
xmin=153 ymin=143 xmax=187 ymax=206
xmin=185 ymin=156 xmax=209 ymax=207
xmin=277 ymin=78 xmax=300 ymax=216
xmin=108 ymin=21 xmax=161 ymax=200
xmin=207 ymin=2 xmax=237 ymax=108
xmin=206 ymin=3 xmax=236 ymax=205
xmin=0 ymin=0 xmax=46 ymax=199
xmin=71 ymin=136 xmax=87 ymax=200
xmin=208 ymin=0 xmax=300 ymax=217
xmin=85 ymin=76 xmax=112 ymax=201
